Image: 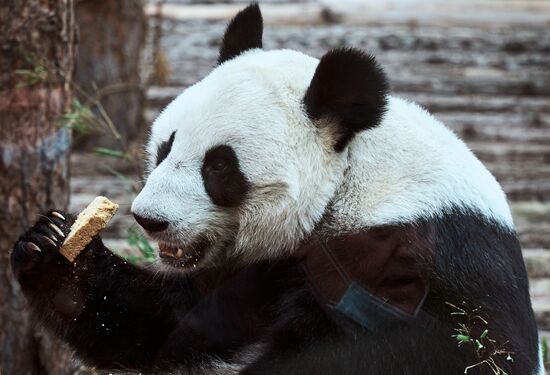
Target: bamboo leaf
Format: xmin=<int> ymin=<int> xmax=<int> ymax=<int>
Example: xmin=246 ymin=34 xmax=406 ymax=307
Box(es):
xmin=94 ymin=147 xmax=126 ymax=158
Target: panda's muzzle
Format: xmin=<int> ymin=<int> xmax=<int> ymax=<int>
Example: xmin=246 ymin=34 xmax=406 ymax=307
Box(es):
xmin=158 ymin=239 xmax=208 ymax=268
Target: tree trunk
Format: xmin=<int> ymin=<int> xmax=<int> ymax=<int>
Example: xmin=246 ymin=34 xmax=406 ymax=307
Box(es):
xmin=0 ymin=0 xmax=82 ymax=373
xmin=74 ymin=0 xmax=146 ymax=150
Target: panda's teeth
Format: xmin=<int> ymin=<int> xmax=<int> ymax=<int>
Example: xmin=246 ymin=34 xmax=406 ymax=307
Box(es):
xmin=158 ymin=239 xmax=208 ymax=269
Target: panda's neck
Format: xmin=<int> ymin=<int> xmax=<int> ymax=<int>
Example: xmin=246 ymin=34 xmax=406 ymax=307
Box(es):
xmin=318 ymin=96 xmax=513 ymax=233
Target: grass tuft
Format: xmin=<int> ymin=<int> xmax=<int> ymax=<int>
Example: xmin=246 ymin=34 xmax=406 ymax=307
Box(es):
xmin=447 ymin=302 xmax=514 ymax=375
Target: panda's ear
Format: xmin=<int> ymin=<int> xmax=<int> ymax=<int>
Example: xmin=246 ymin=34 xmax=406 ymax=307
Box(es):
xmin=218 ymin=3 xmax=263 ymax=65
xmin=304 ymin=48 xmax=389 ymax=152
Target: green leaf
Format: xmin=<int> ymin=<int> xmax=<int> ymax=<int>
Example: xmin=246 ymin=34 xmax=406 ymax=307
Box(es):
xmin=542 ymin=337 xmax=548 ymax=367
xmin=15 ymin=65 xmax=48 ymax=87
xmin=456 ymin=334 xmax=470 ymax=343
xmin=126 ymin=226 xmax=155 ymax=262
xmin=94 ymin=147 xmax=126 ymax=158
xmin=479 ymin=329 xmax=488 ymax=339
xmin=59 ymin=98 xmax=95 ymax=134
xmin=474 ymin=340 xmax=484 ymax=351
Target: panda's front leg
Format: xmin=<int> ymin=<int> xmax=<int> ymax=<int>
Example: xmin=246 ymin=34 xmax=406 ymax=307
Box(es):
xmin=11 ymin=210 xmax=200 ymax=371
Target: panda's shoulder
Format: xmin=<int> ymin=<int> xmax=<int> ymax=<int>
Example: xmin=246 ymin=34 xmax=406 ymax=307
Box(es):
xmin=333 ymin=95 xmax=514 ymax=230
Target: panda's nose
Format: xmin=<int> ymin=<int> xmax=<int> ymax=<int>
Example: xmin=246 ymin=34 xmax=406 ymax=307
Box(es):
xmin=133 ymin=213 xmax=169 ymax=233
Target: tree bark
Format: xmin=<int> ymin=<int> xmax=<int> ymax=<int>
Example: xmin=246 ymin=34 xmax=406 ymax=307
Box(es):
xmin=0 ymin=0 xmax=82 ymax=373
xmin=74 ymin=0 xmax=146 ymax=149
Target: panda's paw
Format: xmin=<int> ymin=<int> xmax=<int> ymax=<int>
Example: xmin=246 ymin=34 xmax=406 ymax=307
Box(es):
xmin=11 ymin=210 xmax=72 ymax=279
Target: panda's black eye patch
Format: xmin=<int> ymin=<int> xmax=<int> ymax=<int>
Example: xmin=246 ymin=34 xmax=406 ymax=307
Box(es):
xmin=156 ymin=131 xmax=176 ymax=166
xmin=202 ymin=145 xmax=249 ymax=207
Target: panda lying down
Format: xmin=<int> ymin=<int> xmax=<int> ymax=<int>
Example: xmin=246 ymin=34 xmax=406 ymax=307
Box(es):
xmin=11 ymin=4 xmax=543 ymax=375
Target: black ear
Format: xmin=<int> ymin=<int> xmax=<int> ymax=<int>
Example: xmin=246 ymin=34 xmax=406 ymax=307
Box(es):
xmin=218 ymin=3 xmax=263 ymax=65
xmin=304 ymin=48 xmax=389 ymax=152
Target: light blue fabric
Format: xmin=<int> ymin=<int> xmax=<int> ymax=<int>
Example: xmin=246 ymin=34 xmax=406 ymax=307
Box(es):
xmin=332 ymin=282 xmax=413 ymax=330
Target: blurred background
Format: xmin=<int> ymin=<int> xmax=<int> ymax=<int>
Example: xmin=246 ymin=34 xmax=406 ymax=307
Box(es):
xmin=0 ymin=0 xmax=549 ymax=373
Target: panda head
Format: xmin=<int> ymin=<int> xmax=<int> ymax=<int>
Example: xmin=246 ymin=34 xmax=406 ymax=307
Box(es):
xmin=131 ymin=3 xmax=388 ymax=270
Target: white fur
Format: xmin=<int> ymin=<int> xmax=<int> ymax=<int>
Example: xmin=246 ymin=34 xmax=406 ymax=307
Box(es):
xmin=133 ymin=49 xmax=347 ymax=263
xmin=132 ymin=48 xmax=513 ymax=267
xmin=111 ymin=343 xmax=266 ymax=374
xmin=113 ymin=359 xmax=241 ymax=375
xmin=325 ymin=96 xmax=514 ymax=233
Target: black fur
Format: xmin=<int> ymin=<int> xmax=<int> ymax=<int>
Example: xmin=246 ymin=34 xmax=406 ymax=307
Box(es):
xmin=201 ymin=145 xmax=249 ymax=207
xmin=242 ymin=209 xmax=539 ymax=374
xmin=218 ymin=3 xmax=263 ymax=65
xmin=10 ymin=210 xmax=290 ymax=371
xmin=156 ymin=131 xmax=176 ymax=166
xmin=11 ymin=208 xmax=539 ymax=374
xmin=304 ymin=48 xmax=389 ymax=152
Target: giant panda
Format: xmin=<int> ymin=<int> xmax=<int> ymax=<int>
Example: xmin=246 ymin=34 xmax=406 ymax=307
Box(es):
xmin=11 ymin=4 xmax=543 ymax=375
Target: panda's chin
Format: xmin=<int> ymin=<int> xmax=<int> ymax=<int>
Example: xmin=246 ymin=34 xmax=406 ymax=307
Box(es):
xmin=158 ymin=239 xmax=208 ymax=269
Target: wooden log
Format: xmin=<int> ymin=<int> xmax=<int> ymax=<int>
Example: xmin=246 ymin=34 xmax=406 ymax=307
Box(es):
xmin=0 ymin=0 xmax=81 ymax=373
xmin=74 ymin=0 xmax=146 ymax=149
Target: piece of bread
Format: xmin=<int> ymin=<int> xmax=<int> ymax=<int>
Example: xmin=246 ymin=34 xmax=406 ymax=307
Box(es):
xmin=60 ymin=196 xmax=119 ymax=262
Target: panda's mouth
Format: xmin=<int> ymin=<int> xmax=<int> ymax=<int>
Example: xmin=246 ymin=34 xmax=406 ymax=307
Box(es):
xmin=158 ymin=239 xmax=208 ymax=268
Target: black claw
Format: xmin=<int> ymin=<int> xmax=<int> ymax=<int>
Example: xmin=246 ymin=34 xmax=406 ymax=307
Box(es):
xmin=27 ymin=242 xmax=41 ymax=252
xmin=48 ymin=232 xmax=58 ymax=243
xmin=51 ymin=211 xmax=65 ymax=221
xmin=48 ymin=222 xmax=64 ymax=238
xmin=11 ymin=210 xmax=73 ymax=280
xmin=39 ymin=234 xmax=57 ymax=248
